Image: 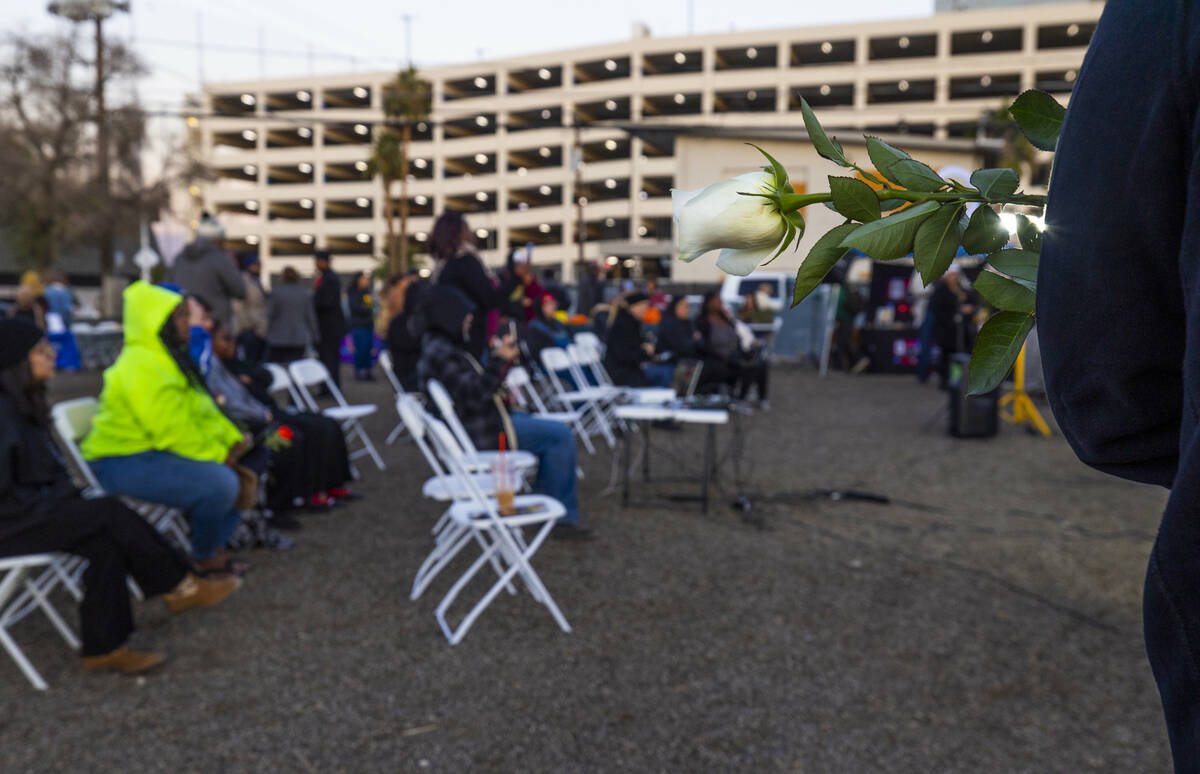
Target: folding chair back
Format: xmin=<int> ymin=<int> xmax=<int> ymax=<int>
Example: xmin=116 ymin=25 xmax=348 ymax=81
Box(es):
xmin=378 ymin=350 xmax=404 ymax=396
xmin=569 ymin=341 xmax=613 ymax=387
xmin=0 ymin=553 xmax=80 ymax=690
xmin=398 ymin=395 xmax=449 ymax=479
xmin=539 ymin=347 xmax=574 ymax=393
xmin=426 ymin=379 xmax=480 ymax=457
xmin=574 ymin=331 xmax=604 ymax=358
xmin=287 ymin=357 xmax=341 ymax=411
xmin=264 ymin=362 xmax=303 ymax=409
xmin=50 ymin=398 xmax=102 ymax=492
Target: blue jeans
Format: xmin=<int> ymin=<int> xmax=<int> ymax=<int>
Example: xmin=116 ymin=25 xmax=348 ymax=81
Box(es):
xmin=643 ymin=363 xmax=675 ymax=388
xmin=90 ymin=452 xmax=241 ymax=560
xmin=509 ymin=411 xmax=579 ymax=525
xmin=351 ymin=326 xmax=373 ymax=372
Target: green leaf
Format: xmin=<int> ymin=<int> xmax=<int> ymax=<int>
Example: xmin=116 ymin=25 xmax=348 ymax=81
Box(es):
xmin=913 ymin=203 xmax=965 ymax=285
xmin=987 ymin=248 xmax=1039 ymax=285
xmin=865 ymin=137 xmax=910 ymax=185
xmin=748 ymin=143 xmax=789 ymax=190
xmin=793 ymin=223 xmax=860 ymax=307
xmin=885 ymin=159 xmax=946 ymax=192
xmin=1015 ymin=214 xmax=1042 ymax=253
xmin=968 ymin=311 xmax=1035 ymax=395
xmin=974 ymin=270 xmax=1036 ymax=315
xmin=879 ymin=199 xmax=907 ymax=212
xmin=799 ymin=97 xmax=852 ymax=168
xmin=1009 ymin=89 xmax=1066 ymax=152
xmin=961 ymin=206 xmax=1009 ymax=255
xmin=839 ymin=200 xmax=939 ymax=260
xmin=828 ymin=176 xmax=881 ymax=222
xmin=969 ymin=168 xmax=1019 ymax=199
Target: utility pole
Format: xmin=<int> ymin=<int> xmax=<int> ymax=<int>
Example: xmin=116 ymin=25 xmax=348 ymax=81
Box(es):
xmin=573 ymin=125 xmax=585 ymax=269
xmin=48 ymin=0 xmax=130 ymax=314
xmin=401 ymin=13 xmax=414 ymax=68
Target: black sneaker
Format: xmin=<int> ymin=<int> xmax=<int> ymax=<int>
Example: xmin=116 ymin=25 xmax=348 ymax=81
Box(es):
xmin=551 ymin=523 xmax=595 ymax=541
xmin=268 ymin=512 xmax=304 ymax=531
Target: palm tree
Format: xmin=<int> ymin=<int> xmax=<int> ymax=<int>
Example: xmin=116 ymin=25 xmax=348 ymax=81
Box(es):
xmin=371 ymin=67 xmax=430 ymax=274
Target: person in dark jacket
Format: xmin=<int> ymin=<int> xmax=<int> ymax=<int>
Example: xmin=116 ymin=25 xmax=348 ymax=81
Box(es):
xmin=0 ymin=319 xmax=240 ymax=675
xmin=430 ymin=211 xmax=500 ymax=359
xmin=346 ymin=272 xmax=376 ymax=381
xmin=696 ymin=290 xmax=768 ymax=403
xmin=928 ymin=266 xmax=979 ymax=389
xmin=604 ymin=292 xmax=667 ymax=387
xmin=385 ymin=274 xmax=428 ymax=392
xmin=266 ymin=266 xmax=318 ymax=363
xmin=655 ymin=295 xmax=701 ymax=365
xmin=524 ymin=292 xmax=570 ymax=368
xmin=416 ymin=285 xmax=590 ymax=539
xmin=312 ymin=250 xmax=346 ymax=387
xmin=167 ymin=214 xmax=245 ymax=329
xmin=1037 ymin=3 xmax=1200 ymax=768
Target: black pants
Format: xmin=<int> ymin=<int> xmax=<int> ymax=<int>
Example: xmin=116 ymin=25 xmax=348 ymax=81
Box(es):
xmin=0 ymin=497 xmax=190 ymax=656
xmin=735 ymin=360 xmax=769 ymax=400
xmin=236 ymin=331 xmax=266 ymax=364
xmin=267 ymin=345 xmax=306 ymax=364
xmin=316 ymin=329 xmax=343 ymax=388
xmin=267 ymin=413 xmax=353 ymax=509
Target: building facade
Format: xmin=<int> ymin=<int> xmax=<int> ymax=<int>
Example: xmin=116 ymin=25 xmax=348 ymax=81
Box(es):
xmin=191 ymin=1 xmax=1101 ymax=284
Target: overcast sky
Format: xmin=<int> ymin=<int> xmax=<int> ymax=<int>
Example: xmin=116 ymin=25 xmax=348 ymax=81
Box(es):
xmin=3 ymin=0 xmax=933 ymax=113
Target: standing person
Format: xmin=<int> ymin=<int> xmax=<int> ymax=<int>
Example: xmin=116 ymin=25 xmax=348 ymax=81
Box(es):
xmin=415 ymin=285 xmax=591 ymax=540
xmin=231 ymin=254 xmax=268 ymax=363
xmin=81 ymin=282 xmax=252 ymax=577
xmin=645 ymin=278 xmax=667 ymax=310
xmin=42 ymin=271 xmax=81 ymax=371
xmin=0 ymin=319 xmax=241 ymax=675
xmin=431 ymin=210 xmax=499 ymax=359
xmin=384 ymin=272 xmax=427 ymax=392
xmin=312 ymin=250 xmax=346 ymax=387
xmin=928 ymin=266 xmax=978 ymax=390
xmin=346 ymin=272 xmax=376 ymax=381
xmin=1037 ymin=2 xmax=1200 ymax=768
xmin=574 ymin=260 xmax=602 ymax=317
xmin=266 ymin=266 xmax=318 ymax=364
xmin=167 ymin=213 xmax=245 ymax=329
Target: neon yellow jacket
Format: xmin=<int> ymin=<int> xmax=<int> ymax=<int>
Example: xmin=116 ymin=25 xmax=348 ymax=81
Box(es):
xmin=81 ymin=282 xmax=243 ymax=464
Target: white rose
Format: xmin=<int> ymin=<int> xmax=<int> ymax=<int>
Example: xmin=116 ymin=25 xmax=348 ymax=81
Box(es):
xmin=672 ymin=171 xmax=787 ymax=276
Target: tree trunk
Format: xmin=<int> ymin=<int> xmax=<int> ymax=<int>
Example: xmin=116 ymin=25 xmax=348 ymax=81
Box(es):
xmin=399 ymin=123 xmax=411 ymax=273
xmin=384 ymin=174 xmax=397 ymax=274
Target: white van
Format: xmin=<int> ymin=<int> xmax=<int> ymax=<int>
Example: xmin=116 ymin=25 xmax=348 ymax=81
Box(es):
xmin=719 ymin=271 xmax=793 ymax=314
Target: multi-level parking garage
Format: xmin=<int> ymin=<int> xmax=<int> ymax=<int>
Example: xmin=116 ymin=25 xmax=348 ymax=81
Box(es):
xmin=192 ymin=1 xmax=1099 ymax=283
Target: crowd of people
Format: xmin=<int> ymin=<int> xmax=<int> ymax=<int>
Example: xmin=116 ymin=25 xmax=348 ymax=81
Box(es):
xmin=0 ymin=207 xmax=783 ymax=681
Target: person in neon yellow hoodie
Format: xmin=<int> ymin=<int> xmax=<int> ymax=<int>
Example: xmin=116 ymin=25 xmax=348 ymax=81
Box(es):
xmin=84 ymin=282 xmax=250 ymax=575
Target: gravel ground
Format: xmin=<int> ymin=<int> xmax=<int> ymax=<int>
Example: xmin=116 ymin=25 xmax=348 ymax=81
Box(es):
xmin=0 ymin=366 xmax=1171 ymax=772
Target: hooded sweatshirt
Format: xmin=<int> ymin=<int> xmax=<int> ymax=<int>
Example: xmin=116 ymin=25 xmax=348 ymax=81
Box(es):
xmin=81 ymin=282 xmax=243 ymax=464
xmin=415 ymin=285 xmax=509 ymax=450
xmin=167 ymin=237 xmax=246 ymax=328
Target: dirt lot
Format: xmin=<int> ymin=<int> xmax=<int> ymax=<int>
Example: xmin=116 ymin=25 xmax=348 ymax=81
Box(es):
xmin=0 ymin=366 xmax=1171 ymax=772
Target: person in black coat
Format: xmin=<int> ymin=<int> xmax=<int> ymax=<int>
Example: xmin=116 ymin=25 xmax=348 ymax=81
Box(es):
xmin=346 ymin=272 xmax=376 ymax=381
xmin=312 ymin=250 xmax=346 ymax=387
xmin=384 ymin=274 xmax=428 ymax=393
xmin=0 ymin=319 xmax=240 ymax=675
xmin=604 ymin=292 xmax=656 ymax=387
xmin=1037 ymin=2 xmax=1200 ymax=767
xmin=655 ymin=296 xmax=701 ymax=365
xmin=928 ymin=267 xmax=979 ymax=389
xmin=430 ymin=211 xmax=500 ymax=359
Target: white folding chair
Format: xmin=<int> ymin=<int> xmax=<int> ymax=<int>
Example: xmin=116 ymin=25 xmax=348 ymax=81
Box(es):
xmin=377 ymin=351 xmax=410 ymax=445
xmin=423 ymin=417 xmax=571 ymax=644
xmin=573 ymin=330 xmax=605 ymax=359
xmin=571 ymin=338 xmax=676 ymax=406
xmin=397 ymin=396 xmax=517 ymax=602
xmin=506 ymin=365 xmax=595 ymax=454
xmin=288 ymin=357 xmax=386 ymax=473
xmin=425 ymin=379 xmax=537 ymax=475
xmin=0 ymin=554 xmax=81 ymax=690
xmin=540 ymin=347 xmax=618 ymax=448
xmin=264 ymin=361 xmax=305 ymax=411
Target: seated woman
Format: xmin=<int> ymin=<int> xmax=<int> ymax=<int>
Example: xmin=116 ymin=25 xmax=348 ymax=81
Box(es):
xmin=696 ymin=290 xmax=770 ymax=405
xmin=523 ymin=292 xmax=570 ymax=369
xmin=207 ymin=321 xmax=356 ymax=512
xmin=603 ymin=292 xmax=673 ymax=388
xmin=384 ymin=272 xmax=428 ymax=393
xmin=0 ymin=319 xmax=240 ymax=675
xmin=82 ymin=282 xmax=251 ymax=577
xmin=655 ymin=295 xmax=701 ymax=365
xmin=416 ymin=285 xmax=591 ymax=540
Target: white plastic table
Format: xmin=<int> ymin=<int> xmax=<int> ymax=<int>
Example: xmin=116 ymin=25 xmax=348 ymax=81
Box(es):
xmin=614 ymin=405 xmax=729 ymax=512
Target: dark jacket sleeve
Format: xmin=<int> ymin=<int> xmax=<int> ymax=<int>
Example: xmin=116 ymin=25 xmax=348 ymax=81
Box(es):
xmin=215 ymin=252 xmax=246 ymax=300
xmin=453 ymin=254 xmax=501 ymax=314
xmin=1038 ymin=0 xmax=1194 ymax=488
xmin=656 ymin=317 xmax=697 ymax=362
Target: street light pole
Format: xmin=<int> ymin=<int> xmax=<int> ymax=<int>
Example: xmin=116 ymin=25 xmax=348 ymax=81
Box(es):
xmin=48 ymin=1 xmax=129 ymax=309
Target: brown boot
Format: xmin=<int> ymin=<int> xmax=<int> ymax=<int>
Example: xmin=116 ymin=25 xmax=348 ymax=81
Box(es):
xmin=82 ymin=646 xmax=165 ymax=674
xmin=163 ymin=573 xmax=241 ymax=614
